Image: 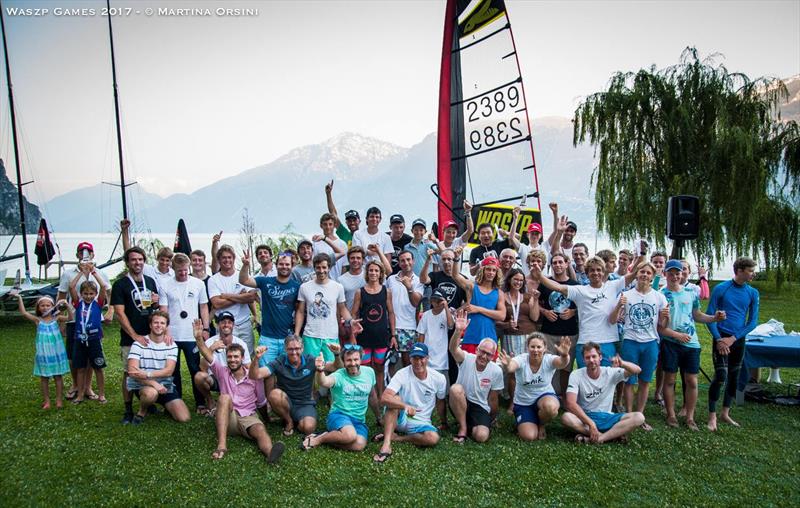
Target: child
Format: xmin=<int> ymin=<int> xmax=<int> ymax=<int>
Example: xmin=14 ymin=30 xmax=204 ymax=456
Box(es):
xmin=69 ymin=281 xmax=112 ymax=404
xmin=416 ymin=290 xmax=454 ymax=427
xmin=14 ymin=291 xmax=73 ymax=409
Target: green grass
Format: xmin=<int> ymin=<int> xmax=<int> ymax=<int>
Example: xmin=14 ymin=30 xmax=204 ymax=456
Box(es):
xmin=1 ymin=281 xmax=799 ymax=506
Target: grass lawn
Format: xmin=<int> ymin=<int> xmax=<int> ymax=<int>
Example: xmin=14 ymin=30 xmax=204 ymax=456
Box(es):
xmin=1 ymin=281 xmax=798 ymax=506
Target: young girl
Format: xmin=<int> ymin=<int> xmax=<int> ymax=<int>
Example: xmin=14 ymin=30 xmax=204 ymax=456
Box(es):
xmin=14 ymin=291 xmax=73 ymax=409
xmin=68 ymin=281 xmax=112 ymax=404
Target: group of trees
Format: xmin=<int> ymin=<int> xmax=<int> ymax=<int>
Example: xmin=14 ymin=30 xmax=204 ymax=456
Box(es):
xmin=574 ymin=48 xmax=799 ymax=285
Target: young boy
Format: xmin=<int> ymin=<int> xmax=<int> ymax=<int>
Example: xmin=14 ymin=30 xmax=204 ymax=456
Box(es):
xmin=69 ymin=281 xmax=112 ymax=404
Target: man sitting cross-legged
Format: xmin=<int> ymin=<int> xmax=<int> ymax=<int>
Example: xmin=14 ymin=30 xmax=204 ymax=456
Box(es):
xmin=192 ymin=319 xmax=284 ymax=464
xmin=372 ymin=342 xmax=447 ymax=463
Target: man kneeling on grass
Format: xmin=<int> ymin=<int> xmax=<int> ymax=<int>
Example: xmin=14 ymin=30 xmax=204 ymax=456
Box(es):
xmin=300 ymin=344 xmax=377 ymax=452
xmin=561 ymin=342 xmax=645 ymax=444
xmin=373 ymin=342 xmax=447 ymax=463
xmin=126 ymin=311 xmax=190 ymax=425
xmin=192 ymin=319 xmax=285 ymax=463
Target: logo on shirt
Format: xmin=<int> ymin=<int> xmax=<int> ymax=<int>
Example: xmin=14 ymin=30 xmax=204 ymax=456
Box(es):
xmin=365 ymin=303 xmax=384 ymax=323
xmin=437 ymin=282 xmax=458 ymax=304
xmin=585 ymin=388 xmax=602 ymax=399
xmin=629 ymin=302 xmax=656 ymax=330
xmin=590 ymin=292 xmax=607 ymax=304
xmin=309 ymin=292 xmax=331 ymax=319
xmin=523 ymin=375 xmax=544 ymax=386
xmin=480 ymin=377 xmax=491 ymax=389
xmin=549 ymin=292 xmax=573 ymax=313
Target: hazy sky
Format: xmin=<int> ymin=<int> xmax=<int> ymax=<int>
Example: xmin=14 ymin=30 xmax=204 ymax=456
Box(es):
xmin=1 ymin=0 xmax=798 ymax=203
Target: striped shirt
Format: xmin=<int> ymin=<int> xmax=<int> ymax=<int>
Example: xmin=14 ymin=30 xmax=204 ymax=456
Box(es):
xmin=127 ymin=339 xmax=178 ymax=382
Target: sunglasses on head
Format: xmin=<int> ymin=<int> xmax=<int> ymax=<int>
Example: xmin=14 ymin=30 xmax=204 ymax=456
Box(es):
xmin=343 ymin=344 xmax=363 ymax=352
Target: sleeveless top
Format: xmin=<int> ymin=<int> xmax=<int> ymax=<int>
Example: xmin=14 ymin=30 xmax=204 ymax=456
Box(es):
xmin=463 ymin=285 xmax=499 ymax=345
xmin=358 ymin=286 xmax=390 ymax=348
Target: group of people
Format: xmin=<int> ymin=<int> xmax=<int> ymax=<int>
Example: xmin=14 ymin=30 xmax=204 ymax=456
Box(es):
xmin=17 ymin=182 xmax=761 ymax=463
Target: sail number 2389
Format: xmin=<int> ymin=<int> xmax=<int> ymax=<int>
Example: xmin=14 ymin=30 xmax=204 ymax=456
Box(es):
xmin=465 ymin=86 xmax=524 ymax=151
xmin=468 ymin=119 xmax=523 ymax=151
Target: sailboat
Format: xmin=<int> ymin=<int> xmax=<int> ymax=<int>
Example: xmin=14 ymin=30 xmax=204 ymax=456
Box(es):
xmin=434 ymin=0 xmax=542 ymax=241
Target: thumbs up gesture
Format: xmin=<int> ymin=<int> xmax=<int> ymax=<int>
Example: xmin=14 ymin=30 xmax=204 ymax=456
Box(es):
xmin=315 ymin=352 xmax=325 ymax=372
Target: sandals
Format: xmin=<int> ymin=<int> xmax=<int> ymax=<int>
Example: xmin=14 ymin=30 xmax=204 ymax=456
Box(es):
xmin=574 ymin=435 xmax=590 ymax=444
xmin=372 ymin=433 xmax=385 ymax=443
xmin=282 ymin=427 xmax=294 ymax=437
xmin=300 ymin=433 xmax=323 ymax=451
xmin=373 ymin=451 xmax=392 ymax=464
xmin=65 ymin=389 xmax=77 ymax=400
xmin=211 ymin=448 xmax=227 ymax=460
xmin=72 ymin=398 xmax=84 ymax=405
xmin=666 ymin=417 xmax=679 ymax=428
xmin=686 ymin=420 xmax=699 ymax=432
xmin=86 ymin=393 xmax=100 ymax=401
xmin=267 ymin=442 xmax=285 ymax=465
xmin=97 ymin=396 xmax=108 ymax=405
xmin=640 ymin=422 xmax=653 ymax=432
xmin=452 ymin=434 xmax=467 ymax=444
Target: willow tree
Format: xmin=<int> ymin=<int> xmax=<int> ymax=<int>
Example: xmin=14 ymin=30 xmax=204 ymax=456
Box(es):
xmin=573 ymin=48 xmax=800 ymax=283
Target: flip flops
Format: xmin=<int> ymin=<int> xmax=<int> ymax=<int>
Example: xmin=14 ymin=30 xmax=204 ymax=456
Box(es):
xmin=452 ymin=434 xmax=467 ymax=444
xmin=372 ymin=433 xmax=385 ymax=443
xmin=267 ymin=442 xmax=285 ymax=465
xmin=211 ymin=448 xmax=227 ymax=460
xmin=373 ymin=451 xmax=392 ymax=464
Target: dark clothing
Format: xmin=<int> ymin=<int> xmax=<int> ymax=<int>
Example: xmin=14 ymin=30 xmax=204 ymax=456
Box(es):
xmin=709 ymin=338 xmax=746 ymax=412
xmin=427 ymin=271 xmax=466 ymax=309
xmin=267 ymin=353 xmax=316 ymax=405
xmin=388 ymin=233 xmax=412 ymax=274
xmin=357 ymin=286 xmax=390 ymax=348
xmin=538 ymin=278 xmax=579 ymax=336
xmin=173 ymin=342 xmax=203 ymax=408
xmin=110 ymin=275 xmax=159 ymax=347
xmin=468 ymin=240 xmax=510 ymax=267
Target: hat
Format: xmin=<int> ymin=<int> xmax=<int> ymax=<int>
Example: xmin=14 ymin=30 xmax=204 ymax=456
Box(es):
xmin=345 ymin=210 xmax=360 ymax=220
xmin=217 ymin=311 xmax=235 ymax=323
xmin=566 ymin=221 xmax=578 ymax=231
xmin=480 ymin=256 xmax=499 ymax=267
xmin=430 ymin=289 xmax=446 ymax=300
xmin=442 ymin=219 xmax=458 ymax=231
xmin=412 ymin=218 xmax=426 ymax=229
xmin=664 ymin=259 xmax=683 ymax=272
xmin=77 ymin=241 xmax=94 ymax=253
xmin=409 ymin=342 xmax=429 ymax=358
xmin=390 ymin=214 xmax=405 ymax=224
xmin=298 ymin=238 xmax=313 ymax=248
xmin=527 ymin=223 xmax=543 ymax=234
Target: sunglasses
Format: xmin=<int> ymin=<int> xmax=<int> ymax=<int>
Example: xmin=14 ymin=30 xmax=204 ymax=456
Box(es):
xmin=343 ymin=344 xmax=363 ymax=352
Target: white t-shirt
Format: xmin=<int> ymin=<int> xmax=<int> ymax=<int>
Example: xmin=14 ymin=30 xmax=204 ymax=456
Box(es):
xmin=567 ymin=277 xmax=626 ymax=344
xmin=352 ymin=229 xmax=393 ymax=263
xmin=542 ymin=239 xmax=573 ymax=265
xmin=160 ymin=277 xmax=209 ymax=342
xmin=204 ymin=335 xmax=251 ymax=366
xmin=455 ymin=353 xmax=504 ymax=413
xmin=143 ymin=264 xmax=175 ymax=293
xmin=416 ymin=309 xmax=450 ymax=371
xmin=386 ymin=365 xmax=447 ymax=426
xmin=57 ymin=267 xmax=112 ymax=322
xmin=386 ymin=273 xmax=424 ymax=329
xmin=298 ymin=278 xmax=345 ymax=339
xmin=127 ymin=339 xmax=177 ymax=381
xmin=621 ymin=287 xmax=668 ymax=343
xmin=207 ymin=271 xmax=255 ymax=324
xmin=313 ymin=238 xmax=347 ymax=261
xmin=512 ymin=353 xmax=559 ymax=406
xmin=336 ymin=270 xmax=366 ymax=312
xmin=517 ymin=244 xmax=549 ymax=277
xmin=567 ymin=366 xmax=627 ymax=413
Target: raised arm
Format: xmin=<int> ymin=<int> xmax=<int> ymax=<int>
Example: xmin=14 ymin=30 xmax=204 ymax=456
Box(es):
xmin=448 ymin=309 xmax=469 ymax=364
xmin=210 ymin=231 xmax=222 ymax=274
xmin=13 ymin=292 xmax=39 ymax=323
xmin=507 ymin=206 xmax=522 ymax=250
xmin=551 ymin=336 xmax=572 ymax=369
xmin=315 ymin=353 xmax=336 ymax=388
xmin=192 ymin=319 xmax=216 ymax=364
xmin=238 ymin=252 xmax=257 ymax=288
xmin=121 ymin=218 xmax=131 ymax=252
xmin=419 ymin=251 xmax=434 ymax=285
xmin=459 ymin=200 xmax=475 ymax=243
xmin=325 ymin=180 xmax=342 ymax=228
xmin=530 ymin=264 xmax=568 ymax=296
xmin=545 ymin=202 xmax=559 ymax=247
xmin=249 ymin=346 xmax=275 ymax=381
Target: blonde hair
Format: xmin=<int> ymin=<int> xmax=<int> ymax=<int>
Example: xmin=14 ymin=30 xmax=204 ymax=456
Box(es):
xmin=526 ymin=249 xmax=547 ymax=266
xmin=476 ymin=264 xmax=504 ymax=288
xmin=584 ymin=256 xmax=606 ymax=273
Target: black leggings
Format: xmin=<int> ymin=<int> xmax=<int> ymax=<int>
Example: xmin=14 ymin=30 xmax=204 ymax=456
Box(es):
xmin=708 ymin=338 xmax=745 ymax=412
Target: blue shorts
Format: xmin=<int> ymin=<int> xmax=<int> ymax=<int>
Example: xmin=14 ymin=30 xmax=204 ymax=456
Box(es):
xmin=621 ymin=339 xmax=659 ymax=384
xmin=326 ymin=410 xmax=369 ymax=440
xmin=660 ymin=340 xmax=700 ymax=375
xmin=586 ymin=411 xmax=624 ymax=432
xmin=576 ymin=342 xmax=618 ymax=368
xmin=513 ymin=393 xmax=559 ymax=425
xmin=396 ymin=409 xmax=438 ymax=434
xmin=257 ymin=336 xmax=285 ymax=367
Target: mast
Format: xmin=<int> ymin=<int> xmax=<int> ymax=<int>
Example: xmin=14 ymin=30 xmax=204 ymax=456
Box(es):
xmin=0 ymin=0 xmax=31 ymax=280
xmin=106 ymin=0 xmax=128 ymax=219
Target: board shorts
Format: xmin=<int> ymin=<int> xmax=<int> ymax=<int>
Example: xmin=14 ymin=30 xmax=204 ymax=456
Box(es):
xmin=621 ymin=339 xmax=659 ymax=384
xmin=73 ymin=339 xmax=106 ymax=369
xmin=258 ymin=336 xmax=285 ymax=367
xmin=585 ymin=411 xmax=624 ymax=432
xmin=288 ymin=399 xmax=317 ymax=423
xmin=660 ymin=340 xmax=701 ymax=375
xmin=396 ymin=329 xmax=418 ymax=352
xmin=227 ymin=411 xmax=263 ymax=438
xmin=575 ymin=342 xmax=617 ymax=369
xmin=513 ymin=393 xmax=559 ymax=425
xmin=302 ymin=335 xmax=338 ymax=362
xmin=326 ymin=410 xmax=368 ymax=440
xmin=466 ymin=400 xmax=492 ymax=431
xmin=361 ymin=347 xmax=388 ymax=366
xmin=395 ymin=409 xmax=438 ymax=435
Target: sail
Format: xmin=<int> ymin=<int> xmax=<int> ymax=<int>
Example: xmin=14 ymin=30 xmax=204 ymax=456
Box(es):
xmin=436 ymin=0 xmax=541 ymax=233
xmin=173 ymin=219 xmax=192 ymax=256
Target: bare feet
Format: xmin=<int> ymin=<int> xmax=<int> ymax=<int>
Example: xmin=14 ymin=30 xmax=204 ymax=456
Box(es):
xmin=677 ymin=407 xmax=687 ymax=418
xmin=211 ymin=448 xmax=227 ymax=460
xmin=41 ymin=401 xmax=51 ymax=410
xmin=537 ymin=425 xmax=547 ymax=440
xmin=720 ymin=413 xmax=740 ymax=427
xmin=707 ymin=413 xmax=718 ymax=432
xmin=640 ymin=422 xmax=653 ymax=432
xmin=665 ymin=416 xmax=679 ymax=428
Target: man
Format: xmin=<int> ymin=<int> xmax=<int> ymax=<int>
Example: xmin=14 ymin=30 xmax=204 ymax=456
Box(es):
xmin=386 ymin=214 xmax=412 ymax=274
xmin=291 ymin=239 xmax=315 ymax=284
xmin=159 ymin=253 xmax=210 ymax=412
xmin=596 ymin=250 xmax=619 ymax=280
xmin=239 ymin=251 xmax=299 ymax=367
xmin=448 ymin=310 xmax=504 ymax=443
xmin=420 ymin=248 xmax=467 ymax=311
xmin=650 ymin=251 xmax=668 ymax=290
xmin=324 ymin=180 xmax=360 ymax=246
xmin=192 ymin=311 xmax=252 ymax=414
xmin=111 ymin=246 xmax=160 ymax=424
xmin=616 ymin=249 xmax=634 ymax=279
xmin=571 ymin=243 xmax=590 ymax=285
xmin=537 ymin=252 xmax=579 ymax=395
xmin=509 ymin=222 xmax=545 ymax=277
xmin=335 ymin=246 xmax=367 ymax=311
xmin=255 ymin=244 xmax=277 ymax=278
xmin=208 ymin=245 xmax=259 ymax=354
xmin=294 ymin=253 xmax=361 ymax=364
xmin=352 ymin=206 xmax=394 ymax=266
xmin=561 ymin=343 xmax=645 ymax=443
xmin=190 ymin=248 xmax=215 ymax=336
xmin=126 ymin=311 xmax=190 ymax=424
xmin=499 ymin=248 xmax=519 ymax=280
xmin=373 ymin=343 xmax=447 ymax=463
xmin=705 ymin=256 xmax=759 ymax=431
xmin=301 ymin=344 xmax=377 ymax=451
xmin=468 ymin=222 xmax=511 ymax=276
xmin=542 ymin=202 xmax=576 ymax=261
xmin=250 ymin=336 xmax=342 ymax=436
xmin=143 ymin=247 xmax=175 ymax=292
xmin=386 ymin=251 xmax=424 ymax=365
xmin=532 ymin=254 xmax=641 ymax=368
xmin=192 ymin=319 xmax=284 ymax=463
xmin=313 ymin=213 xmax=347 ymax=261
xmin=57 ymin=241 xmax=112 ymax=400
xmin=660 ymin=259 xmax=726 ymax=431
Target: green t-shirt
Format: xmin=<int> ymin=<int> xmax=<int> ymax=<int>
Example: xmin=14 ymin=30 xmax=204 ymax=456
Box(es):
xmin=336 ymin=224 xmax=353 ymax=245
xmin=330 ymin=367 xmax=376 ymax=421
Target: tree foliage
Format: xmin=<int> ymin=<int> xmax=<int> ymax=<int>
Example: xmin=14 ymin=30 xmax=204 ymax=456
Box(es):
xmin=573 ymin=48 xmax=800 ymax=279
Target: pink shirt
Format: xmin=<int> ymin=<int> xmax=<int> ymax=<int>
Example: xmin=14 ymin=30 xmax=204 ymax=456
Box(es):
xmin=210 ymin=359 xmax=259 ymax=417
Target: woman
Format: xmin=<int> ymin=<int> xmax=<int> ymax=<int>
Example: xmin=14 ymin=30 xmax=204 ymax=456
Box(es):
xmin=498 ymin=334 xmax=571 ymax=441
xmin=351 ymin=260 xmax=396 ymax=399
xmin=497 ymin=268 xmax=540 ymax=412
xmin=455 ymin=257 xmax=506 ymax=357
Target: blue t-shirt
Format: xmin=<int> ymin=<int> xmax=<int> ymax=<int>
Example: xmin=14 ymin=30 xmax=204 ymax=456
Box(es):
xmin=660 ymin=286 xmax=700 ymax=349
xmin=255 ymin=276 xmax=300 ymax=339
xmin=74 ymin=300 xmax=104 ymax=341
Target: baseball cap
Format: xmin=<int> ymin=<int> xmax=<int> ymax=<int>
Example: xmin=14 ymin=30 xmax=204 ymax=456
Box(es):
xmin=566 ymin=221 xmax=578 ymax=231
xmin=298 ymin=238 xmax=313 ymax=248
xmin=412 ymin=218 xmax=426 ymax=229
xmin=431 ymin=289 xmax=446 ymax=300
xmin=664 ymin=259 xmax=683 ymax=272
xmin=527 ymin=223 xmax=543 ymax=234
xmin=217 ymin=311 xmax=235 ymax=323
xmin=480 ymin=256 xmax=500 ymax=267
xmin=77 ymin=242 xmax=94 ymax=253
xmin=390 ymin=214 xmax=405 ymax=224
xmin=409 ymin=342 xmax=429 ymax=358
xmin=442 ymin=219 xmax=458 ymax=231
xmin=345 ymin=210 xmax=360 ymax=220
